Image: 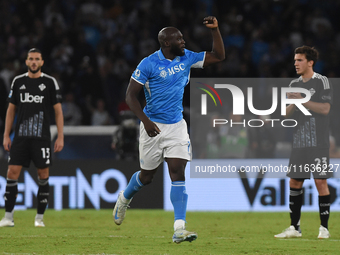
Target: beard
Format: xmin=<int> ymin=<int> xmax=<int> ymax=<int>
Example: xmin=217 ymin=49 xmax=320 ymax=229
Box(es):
xmin=170 ymin=45 xmax=185 ymax=56
xmin=28 ymin=66 xmax=41 ymax=74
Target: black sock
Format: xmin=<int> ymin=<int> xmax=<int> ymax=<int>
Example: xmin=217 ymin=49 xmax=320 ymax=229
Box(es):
xmin=4 ymin=179 xmax=18 ymax=213
xmin=290 ymin=188 xmax=303 ymax=230
xmin=37 ymin=178 xmax=49 ymax=215
xmin=319 ymin=195 xmax=330 ymax=229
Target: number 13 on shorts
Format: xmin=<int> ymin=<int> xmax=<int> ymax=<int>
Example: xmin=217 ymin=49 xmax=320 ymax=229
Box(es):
xmin=41 ymin=148 xmax=50 ymax=159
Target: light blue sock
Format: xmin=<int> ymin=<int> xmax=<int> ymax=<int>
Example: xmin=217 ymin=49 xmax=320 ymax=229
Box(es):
xmin=170 ymin=181 xmax=188 ymax=221
xmin=123 ymin=171 xmax=144 ymax=199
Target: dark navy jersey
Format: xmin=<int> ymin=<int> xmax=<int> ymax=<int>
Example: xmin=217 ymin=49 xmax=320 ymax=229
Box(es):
xmin=7 ymin=72 xmax=62 ymax=140
xmin=289 ymin=72 xmax=332 ymax=149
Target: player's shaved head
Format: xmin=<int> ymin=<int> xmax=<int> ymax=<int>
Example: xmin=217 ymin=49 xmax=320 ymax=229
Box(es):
xmin=158 ymin=27 xmax=180 ymax=47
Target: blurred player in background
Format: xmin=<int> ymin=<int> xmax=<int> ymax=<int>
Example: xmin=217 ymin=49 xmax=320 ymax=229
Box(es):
xmin=0 ymin=48 xmax=64 ymax=227
xmin=275 ymin=46 xmax=333 ymax=239
xmin=113 ymin=16 xmax=225 ymax=243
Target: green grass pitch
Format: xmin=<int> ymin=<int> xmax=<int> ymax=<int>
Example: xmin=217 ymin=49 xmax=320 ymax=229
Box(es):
xmin=0 ymin=209 xmax=339 ymax=254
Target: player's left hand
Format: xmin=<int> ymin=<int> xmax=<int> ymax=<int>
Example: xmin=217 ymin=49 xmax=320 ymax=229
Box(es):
xmin=54 ymin=137 xmax=64 ymax=152
xmin=203 ymin=16 xmax=218 ymax=29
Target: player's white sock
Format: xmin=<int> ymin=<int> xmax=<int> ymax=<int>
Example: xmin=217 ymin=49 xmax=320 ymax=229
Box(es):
xmin=5 ymin=211 xmax=13 ymax=220
xmin=35 ymin=214 xmax=44 ymax=220
xmin=174 ymin=219 xmax=185 ymax=231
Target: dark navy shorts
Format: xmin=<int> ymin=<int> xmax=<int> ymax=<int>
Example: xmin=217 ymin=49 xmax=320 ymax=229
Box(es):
xmin=9 ymin=138 xmax=52 ymax=168
xmin=287 ymin=148 xmax=332 ymax=179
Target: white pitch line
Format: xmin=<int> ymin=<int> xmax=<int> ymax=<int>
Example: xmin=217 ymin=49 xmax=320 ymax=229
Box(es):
xmin=278 ymin=238 xmax=340 ymax=241
xmin=3 ymin=254 xmax=120 ymax=255
xmin=143 ymin=236 xmax=165 ymax=238
xmin=216 ymin=237 xmax=241 ymax=239
xmin=0 ymin=235 xmax=48 ymax=238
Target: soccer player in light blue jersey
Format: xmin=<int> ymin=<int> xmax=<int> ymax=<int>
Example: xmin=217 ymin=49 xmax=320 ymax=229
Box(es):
xmin=113 ymin=16 xmax=225 ymax=243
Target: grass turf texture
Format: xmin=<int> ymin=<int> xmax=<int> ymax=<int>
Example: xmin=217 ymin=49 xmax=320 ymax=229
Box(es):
xmin=0 ymin=210 xmax=339 ymax=255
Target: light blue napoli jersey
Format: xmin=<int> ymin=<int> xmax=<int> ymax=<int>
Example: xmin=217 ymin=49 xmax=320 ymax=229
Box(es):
xmin=131 ymin=49 xmax=205 ymax=124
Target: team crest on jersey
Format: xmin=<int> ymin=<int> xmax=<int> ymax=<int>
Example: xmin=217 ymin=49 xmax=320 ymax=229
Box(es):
xmin=309 ymin=88 xmax=316 ymax=96
xmin=160 ymin=70 xmax=167 ymax=78
xmin=135 ymin=69 xmax=141 ymax=78
xmin=39 ymin=83 xmax=46 ymax=91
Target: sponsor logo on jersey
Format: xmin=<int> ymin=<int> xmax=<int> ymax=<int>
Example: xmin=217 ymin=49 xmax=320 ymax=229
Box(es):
xmin=39 ymin=83 xmax=46 ymax=91
xmin=159 ymin=66 xmax=165 ymax=70
xmin=19 ymin=85 xmax=26 ymax=90
xmin=167 ymin=63 xmax=185 ymax=76
xmin=20 ymin=93 xmax=44 ymax=103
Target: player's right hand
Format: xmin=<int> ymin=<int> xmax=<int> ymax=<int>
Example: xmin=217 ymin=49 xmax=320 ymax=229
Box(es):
xmin=203 ymin=16 xmax=218 ymax=29
xmin=3 ymin=136 xmax=11 ymax=151
xmin=144 ymin=119 xmax=161 ymax=137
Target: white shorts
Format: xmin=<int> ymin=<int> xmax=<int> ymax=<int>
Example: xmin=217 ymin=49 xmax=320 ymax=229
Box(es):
xmin=139 ymin=119 xmax=192 ymax=170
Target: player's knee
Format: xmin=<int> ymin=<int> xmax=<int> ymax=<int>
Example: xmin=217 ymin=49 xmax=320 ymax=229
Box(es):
xmin=7 ymin=171 xmax=18 ymax=180
xmin=314 ymin=179 xmax=328 ymax=189
xmin=37 ymin=168 xmax=49 ymax=179
xmin=314 ymin=179 xmax=329 ymax=196
xmin=139 ymin=173 xmax=154 ymax=185
xmin=139 ymin=169 xmax=157 ymax=185
xmin=7 ymin=167 xmax=21 ymax=180
xmin=169 ymin=170 xmax=185 ymax=182
xmin=289 ymin=178 xmax=304 ymax=188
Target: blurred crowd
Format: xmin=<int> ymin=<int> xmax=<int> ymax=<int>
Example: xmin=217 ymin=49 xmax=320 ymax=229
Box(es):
xmin=0 ymin=0 xmax=339 ymax=146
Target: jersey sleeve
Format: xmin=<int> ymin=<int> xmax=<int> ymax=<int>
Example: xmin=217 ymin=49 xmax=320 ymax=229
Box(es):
xmin=317 ymin=76 xmax=333 ymax=105
xmin=131 ymin=57 xmax=152 ymax=85
xmin=50 ymin=78 xmax=62 ymax=105
xmin=7 ymin=79 xmax=18 ymax=105
xmin=186 ymin=50 xmax=205 ymax=69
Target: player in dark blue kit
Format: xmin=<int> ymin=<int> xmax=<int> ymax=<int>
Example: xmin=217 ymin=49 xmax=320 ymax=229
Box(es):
xmin=0 ymin=48 xmax=64 ymax=227
xmin=113 ymin=16 xmax=225 ymax=243
xmin=275 ymin=46 xmax=333 ymax=239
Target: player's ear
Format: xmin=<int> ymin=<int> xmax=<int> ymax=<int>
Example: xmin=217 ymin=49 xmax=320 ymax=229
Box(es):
xmin=41 ymin=60 xmax=44 ymax=67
